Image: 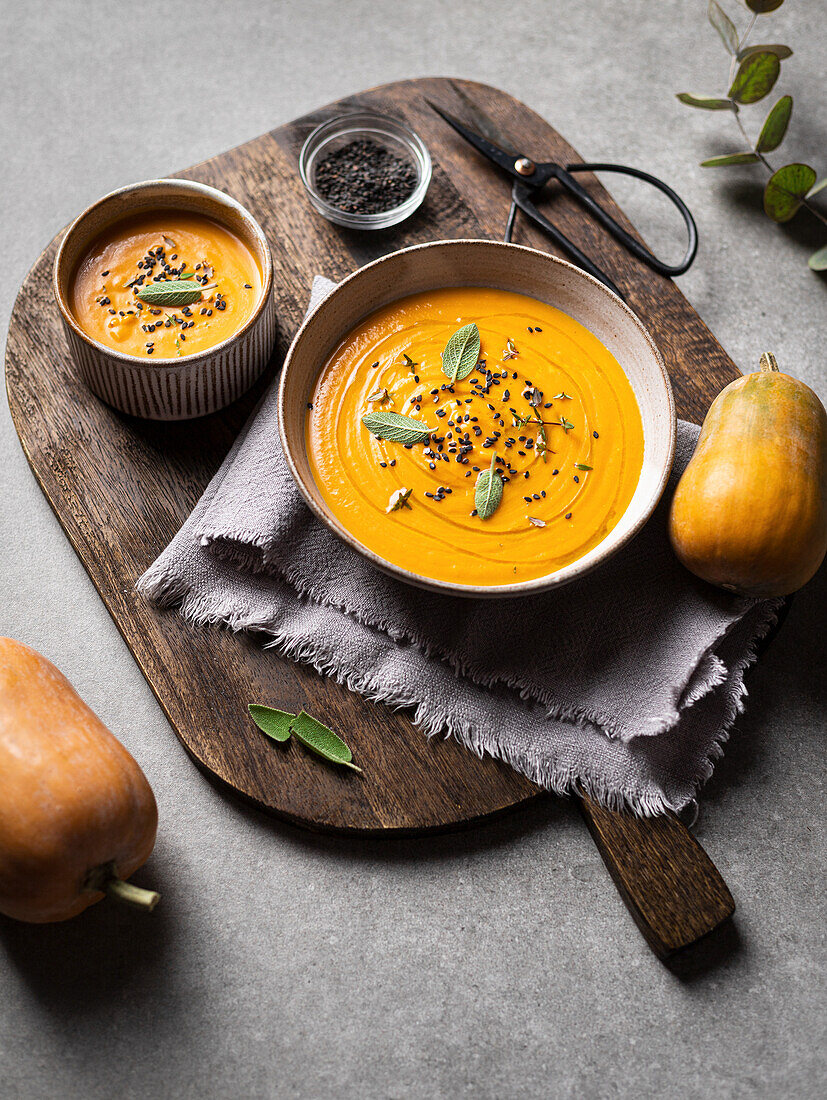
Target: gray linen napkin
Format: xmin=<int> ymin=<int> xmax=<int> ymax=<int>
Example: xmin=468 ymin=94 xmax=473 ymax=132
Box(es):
xmin=138 ymin=278 xmax=781 ymax=815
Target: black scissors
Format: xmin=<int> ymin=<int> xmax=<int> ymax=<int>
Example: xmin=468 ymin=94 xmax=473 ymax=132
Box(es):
xmin=427 ymin=99 xmax=698 ymax=303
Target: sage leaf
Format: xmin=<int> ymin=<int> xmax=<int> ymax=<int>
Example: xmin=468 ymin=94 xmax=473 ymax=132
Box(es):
xmin=248 ymin=704 xmax=294 ymax=743
xmin=763 ymin=163 xmax=817 ymax=222
xmin=745 ymin=0 xmax=784 ymax=13
xmin=361 ymin=410 xmax=431 ymax=444
xmin=442 ymin=323 xmax=481 ymax=383
xmin=290 ymin=711 xmax=362 ymax=772
xmin=135 ymin=280 xmax=204 ymax=307
xmin=808 ymin=244 xmax=827 ymax=272
xmin=708 ymin=0 xmax=738 ymax=54
xmin=700 ymin=152 xmax=761 ymax=167
xmin=474 ymin=451 xmax=503 ymax=520
xmin=737 ymin=43 xmax=793 ymax=62
xmin=756 ymin=95 xmax=793 ymax=153
xmin=676 ymin=93 xmax=733 ymax=111
xmin=728 ymin=52 xmax=780 ymax=104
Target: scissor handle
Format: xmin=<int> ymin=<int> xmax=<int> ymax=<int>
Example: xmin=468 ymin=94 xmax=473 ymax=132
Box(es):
xmin=558 ymin=162 xmax=698 ymax=277
xmin=510 ymin=185 xmax=626 ymax=302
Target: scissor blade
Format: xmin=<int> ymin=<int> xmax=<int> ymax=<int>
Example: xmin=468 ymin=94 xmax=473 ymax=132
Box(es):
xmin=425 ymin=99 xmax=523 ymax=182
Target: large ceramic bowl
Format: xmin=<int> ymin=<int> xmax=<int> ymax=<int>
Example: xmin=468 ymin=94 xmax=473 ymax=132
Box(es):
xmin=279 ymin=240 xmax=675 ymax=598
xmin=54 ymin=178 xmax=276 ymax=420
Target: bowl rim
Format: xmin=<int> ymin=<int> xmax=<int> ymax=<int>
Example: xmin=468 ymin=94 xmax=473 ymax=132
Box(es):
xmin=53 ymin=177 xmax=274 ymax=368
xmin=278 ymin=239 xmax=676 ymax=598
xmin=298 ymin=110 xmax=432 ymax=230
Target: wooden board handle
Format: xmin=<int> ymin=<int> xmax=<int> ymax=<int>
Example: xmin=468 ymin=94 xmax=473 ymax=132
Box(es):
xmin=577 ymin=793 xmax=735 ymax=960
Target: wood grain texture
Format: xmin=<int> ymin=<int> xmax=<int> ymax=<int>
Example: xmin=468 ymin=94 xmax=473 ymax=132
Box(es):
xmin=5 ymin=79 xmax=741 ymax=841
xmin=578 ymin=794 xmax=735 ymax=959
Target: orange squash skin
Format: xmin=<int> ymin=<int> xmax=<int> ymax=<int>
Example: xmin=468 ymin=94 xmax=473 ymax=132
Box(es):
xmin=0 ymin=638 xmax=157 ymax=923
xmin=669 ymin=370 xmax=827 ymax=598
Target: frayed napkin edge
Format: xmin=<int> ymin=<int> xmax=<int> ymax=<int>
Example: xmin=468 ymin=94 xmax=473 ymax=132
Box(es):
xmin=186 ymin=532 xmax=781 ymax=744
xmin=137 ymin=559 xmax=781 ymax=817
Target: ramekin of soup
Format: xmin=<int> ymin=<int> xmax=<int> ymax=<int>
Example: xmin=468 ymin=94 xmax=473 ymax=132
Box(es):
xmin=279 ymin=240 xmax=675 ymax=598
xmin=54 ymin=179 xmax=275 ymax=420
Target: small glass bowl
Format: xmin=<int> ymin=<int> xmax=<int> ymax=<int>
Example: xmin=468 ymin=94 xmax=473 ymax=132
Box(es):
xmin=299 ymin=111 xmax=432 ymax=230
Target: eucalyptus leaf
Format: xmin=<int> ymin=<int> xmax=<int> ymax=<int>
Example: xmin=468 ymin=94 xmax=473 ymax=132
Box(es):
xmin=763 ymin=163 xmax=817 ymax=222
xmin=756 ymin=95 xmax=792 ymax=153
xmin=808 ymin=244 xmax=827 ymax=271
xmin=708 ymin=0 xmax=738 ymax=54
xmin=676 ymin=92 xmax=733 ymax=110
xmin=135 ymin=280 xmax=203 ymax=307
xmin=441 ymin=323 xmax=481 ymax=383
xmin=361 ymin=410 xmax=431 ymax=444
xmin=700 ymin=152 xmax=761 ymax=167
xmin=290 ymin=711 xmax=362 ymax=772
xmin=728 ymin=52 xmax=780 ymax=104
xmin=474 ymin=452 xmax=503 ymax=520
xmin=745 ymin=0 xmax=784 ymax=13
xmin=248 ymin=704 xmax=294 ymax=743
xmin=737 ymin=43 xmax=793 ymax=62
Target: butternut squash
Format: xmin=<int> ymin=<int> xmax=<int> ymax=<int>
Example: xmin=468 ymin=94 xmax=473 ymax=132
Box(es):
xmin=669 ymin=354 xmax=827 ymax=598
xmin=0 ymin=638 xmax=158 ymax=922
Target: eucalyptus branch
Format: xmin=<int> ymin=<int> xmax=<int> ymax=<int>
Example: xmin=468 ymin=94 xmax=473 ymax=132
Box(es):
xmin=676 ymin=0 xmax=827 ymax=268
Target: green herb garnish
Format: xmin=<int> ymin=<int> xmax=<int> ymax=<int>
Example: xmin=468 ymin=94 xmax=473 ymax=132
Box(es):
xmin=574 ymin=463 xmax=592 ymax=471
xmin=248 ymin=704 xmax=294 ymax=742
xmin=442 ymin=323 xmax=481 ymax=383
xmin=290 ymin=711 xmax=362 ymax=772
xmin=386 ymin=487 xmax=413 ymax=512
xmin=248 ymin=705 xmax=362 ymax=772
xmin=361 ymin=410 xmax=431 ymax=444
xmin=560 ymin=417 xmax=575 ymax=433
xmin=553 ymin=392 xmax=572 ymax=400
xmin=136 ymin=280 xmax=203 ymax=307
xmin=474 ymin=451 xmax=503 ymax=519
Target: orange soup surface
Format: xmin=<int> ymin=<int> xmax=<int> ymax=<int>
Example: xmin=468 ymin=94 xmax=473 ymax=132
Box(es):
xmin=70 ymin=211 xmax=262 ymax=358
xmin=306 ymin=287 xmax=645 ymax=586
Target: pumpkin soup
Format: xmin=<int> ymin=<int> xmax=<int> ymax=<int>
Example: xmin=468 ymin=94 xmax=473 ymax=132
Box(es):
xmin=306 ymin=287 xmax=644 ymax=585
xmin=70 ymin=211 xmax=262 ymax=358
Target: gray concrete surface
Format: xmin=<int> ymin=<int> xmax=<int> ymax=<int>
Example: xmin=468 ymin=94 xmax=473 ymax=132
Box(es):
xmin=1 ymin=2 xmax=825 ymax=1097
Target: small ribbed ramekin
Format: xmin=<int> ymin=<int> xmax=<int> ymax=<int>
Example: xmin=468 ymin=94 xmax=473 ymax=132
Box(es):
xmin=53 ymin=178 xmax=276 ymax=420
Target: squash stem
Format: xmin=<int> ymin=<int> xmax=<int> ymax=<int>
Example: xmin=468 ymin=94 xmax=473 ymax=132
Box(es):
xmin=87 ymin=863 xmax=160 ymax=912
xmin=759 ymin=352 xmax=779 ymax=373
xmin=105 ymin=877 xmax=160 ymax=912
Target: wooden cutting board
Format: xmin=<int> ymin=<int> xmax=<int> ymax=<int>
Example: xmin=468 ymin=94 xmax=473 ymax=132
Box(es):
xmin=4 ymin=78 xmax=740 ymax=836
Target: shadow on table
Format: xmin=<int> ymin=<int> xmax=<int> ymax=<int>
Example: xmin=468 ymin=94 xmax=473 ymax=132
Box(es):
xmin=0 ymin=859 xmax=179 ymax=1013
